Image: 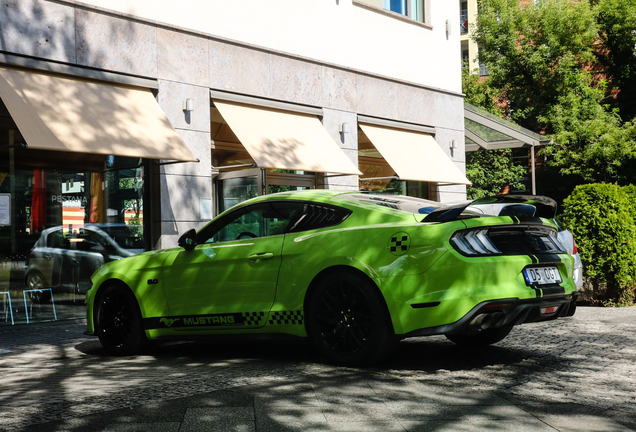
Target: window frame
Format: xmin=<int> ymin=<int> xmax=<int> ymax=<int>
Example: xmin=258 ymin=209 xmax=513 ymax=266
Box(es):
xmin=353 ymin=0 xmax=431 ymax=28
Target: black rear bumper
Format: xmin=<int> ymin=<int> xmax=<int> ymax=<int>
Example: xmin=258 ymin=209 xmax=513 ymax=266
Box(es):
xmin=403 ymin=291 xmax=578 ymax=339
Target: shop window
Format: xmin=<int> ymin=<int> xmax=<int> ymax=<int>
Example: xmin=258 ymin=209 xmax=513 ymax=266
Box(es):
xmin=1 ymin=114 xmax=149 ymax=325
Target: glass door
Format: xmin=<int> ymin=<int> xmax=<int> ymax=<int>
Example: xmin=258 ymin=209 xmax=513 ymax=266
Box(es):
xmin=214 ymin=169 xmax=317 ymax=216
xmin=215 ymin=168 xmax=264 ymax=214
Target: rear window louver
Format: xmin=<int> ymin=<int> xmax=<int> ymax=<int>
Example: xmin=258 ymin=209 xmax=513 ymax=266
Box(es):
xmin=288 ymin=204 xmax=351 ymax=233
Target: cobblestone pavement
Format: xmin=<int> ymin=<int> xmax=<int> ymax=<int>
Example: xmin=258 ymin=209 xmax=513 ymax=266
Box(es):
xmin=0 ymin=306 xmax=634 ymax=431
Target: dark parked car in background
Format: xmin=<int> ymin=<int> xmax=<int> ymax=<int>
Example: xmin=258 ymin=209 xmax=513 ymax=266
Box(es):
xmin=25 ymin=224 xmax=143 ymax=302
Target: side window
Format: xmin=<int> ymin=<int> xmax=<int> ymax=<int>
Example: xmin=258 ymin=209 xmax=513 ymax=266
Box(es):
xmin=48 ymin=230 xmax=69 ymax=250
xmin=198 ymin=201 xmax=305 ymax=244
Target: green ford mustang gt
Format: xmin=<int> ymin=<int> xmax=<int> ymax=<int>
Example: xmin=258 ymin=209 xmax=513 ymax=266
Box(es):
xmin=85 ymin=190 xmax=577 ymax=365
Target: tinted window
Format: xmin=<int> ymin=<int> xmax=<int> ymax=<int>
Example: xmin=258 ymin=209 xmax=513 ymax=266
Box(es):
xmin=47 ymin=230 xmax=69 ymax=249
xmin=198 ymin=201 xmax=304 ymax=244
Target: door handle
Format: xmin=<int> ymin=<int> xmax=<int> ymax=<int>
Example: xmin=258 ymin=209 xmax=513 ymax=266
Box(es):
xmin=249 ymin=252 xmax=274 ymax=261
xmin=44 ymin=255 xmax=52 ymax=260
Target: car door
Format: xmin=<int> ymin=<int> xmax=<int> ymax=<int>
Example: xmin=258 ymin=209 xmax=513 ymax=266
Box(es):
xmin=29 ymin=228 xmax=66 ymax=288
xmin=161 ymin=201 xmax=303 ymax=329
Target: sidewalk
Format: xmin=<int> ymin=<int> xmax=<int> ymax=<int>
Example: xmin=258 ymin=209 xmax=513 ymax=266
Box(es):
xmin=14 ymin=373 xmax=634 ymax=432
xmin=1 ymin=307 xmax=635 ymax=431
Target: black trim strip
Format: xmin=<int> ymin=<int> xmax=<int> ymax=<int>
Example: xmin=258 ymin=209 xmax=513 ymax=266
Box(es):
xmin=410 ymin=302 xmax=441 ymax=309
xmin=535 ymin=253 xmax=562 ymax=264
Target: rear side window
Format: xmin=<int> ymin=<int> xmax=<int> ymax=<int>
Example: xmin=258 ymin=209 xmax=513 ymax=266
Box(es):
xmin=287 ymin=203 xmax=351 ymax=233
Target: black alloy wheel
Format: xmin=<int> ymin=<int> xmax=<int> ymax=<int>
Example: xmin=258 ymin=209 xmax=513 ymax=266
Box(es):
xmin=95 ymin=284 xmax=146 ymax=355
xmin=306 ymin=271 xmax=395 ymax=365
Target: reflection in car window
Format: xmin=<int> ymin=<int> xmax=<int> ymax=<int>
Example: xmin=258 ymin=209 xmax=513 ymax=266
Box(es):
xmin=48 ymin=230 xmax=70 ymax=249
xmin=198 ymin=202 xmax=305 ymax=244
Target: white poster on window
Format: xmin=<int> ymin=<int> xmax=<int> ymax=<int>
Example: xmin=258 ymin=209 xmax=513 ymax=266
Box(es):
xmin=0 ymin=194 xmax=10 ymax=226
xmin=200 ymin=197 xmax=212 ymax=221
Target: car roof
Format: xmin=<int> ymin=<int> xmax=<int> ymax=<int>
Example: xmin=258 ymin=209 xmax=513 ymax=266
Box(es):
xmin=225 ymin=190 xmax=443 ymax=219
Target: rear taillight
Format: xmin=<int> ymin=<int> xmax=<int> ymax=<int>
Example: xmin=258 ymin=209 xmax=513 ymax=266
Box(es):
xmin=451 ymin=226 xmax=566 ymax=256
xmin=572 ymin=238 xmax=578 ymax=255
xmin=450 ymin=229 xmax=501 ymax=256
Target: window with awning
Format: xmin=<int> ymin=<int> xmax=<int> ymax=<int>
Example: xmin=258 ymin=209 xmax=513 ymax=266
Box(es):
xmin=210 ymin=99 xmax=361 ymax=176
xmin=358 ymin=122 xmax=471 ymax=190
xmin=0 ymin=67 xmax=196 ymax=162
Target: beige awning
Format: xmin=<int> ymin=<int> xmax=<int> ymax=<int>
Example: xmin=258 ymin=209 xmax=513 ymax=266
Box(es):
xmin=0 ymin=67 xmax=197 ymax=161
xmin=359 ymin=123 xmax=471 ymax=185
xmin=213 ymin=100 xmax=362 ymax=175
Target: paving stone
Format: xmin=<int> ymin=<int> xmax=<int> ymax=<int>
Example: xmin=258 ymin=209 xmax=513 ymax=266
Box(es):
xmin=254 ymin=405 xmax=328 ymax=431
xmin=102 ymin=422 xmax=181 ymax=432
xmin=180 ymin=407 xmax=254 ymax=432
xmin=401 ymin=420 xmax=482 ymax=432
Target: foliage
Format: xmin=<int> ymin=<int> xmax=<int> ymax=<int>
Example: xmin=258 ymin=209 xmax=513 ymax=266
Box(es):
xmin=595 ymin=0 xmax=636 ymax=121
xmin=462 ymin=67 xmax=527 ymax=199
xmin=473 ymin=0 xmax=636 ymax=188
xmin=465 ymin=149 xmax=526 ymax=199
xmin=461 ymin=65 xmax=504 ymax=117
xmin=562 ymin=184 xmax=636 ymax=305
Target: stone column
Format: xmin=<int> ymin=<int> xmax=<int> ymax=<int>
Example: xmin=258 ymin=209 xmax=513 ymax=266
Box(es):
xmin=155 ymin=29 xmax=212 ymax=249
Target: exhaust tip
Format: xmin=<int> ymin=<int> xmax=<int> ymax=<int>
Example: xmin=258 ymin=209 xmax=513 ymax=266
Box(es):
xmin=491 ymin=312 xmax=506 ymax=328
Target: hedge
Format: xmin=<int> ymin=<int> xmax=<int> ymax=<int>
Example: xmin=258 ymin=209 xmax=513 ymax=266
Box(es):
xmin=562 ymin=183 xmax=636 ymax=305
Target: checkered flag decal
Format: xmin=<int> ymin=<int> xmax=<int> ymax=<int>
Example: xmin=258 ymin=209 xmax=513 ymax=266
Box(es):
xmin=390 ymin=235 xmax=409 ymax=252
xmin=388 ymin=232 xmax=410 ymax=256
xmin=269 ymin=310 xmax=304 ymax=325
xmin=242 ymin=311 xmax=265 ymax=326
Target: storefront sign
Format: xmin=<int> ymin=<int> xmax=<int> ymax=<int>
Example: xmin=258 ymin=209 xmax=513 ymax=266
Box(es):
xmin=0 ymin=193 xmax=10 ymax=226
xmin=52 ymin=195 xmax=88 ymax=205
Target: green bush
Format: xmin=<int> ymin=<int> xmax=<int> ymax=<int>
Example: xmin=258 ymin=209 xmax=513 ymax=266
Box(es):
xmin=562 ymin=183 xmax=636 ymax=305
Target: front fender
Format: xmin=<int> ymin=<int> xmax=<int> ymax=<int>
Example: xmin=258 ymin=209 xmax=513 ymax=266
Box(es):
xmin=86 ymin=251 xmax=173 ymax=332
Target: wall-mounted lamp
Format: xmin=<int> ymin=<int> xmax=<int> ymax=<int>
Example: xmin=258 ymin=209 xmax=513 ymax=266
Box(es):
xmin=339 ymin=123 xmax=350 ymax=134
xmin=450 ymin=139 xmax=458 ymax=157
xmin=446 ymin=19 xmax=451 ymax=39
xmin=182 ymin=98 xmax=194 ymax=112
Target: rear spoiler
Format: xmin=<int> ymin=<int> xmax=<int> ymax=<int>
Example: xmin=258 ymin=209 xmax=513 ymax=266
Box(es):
xmin=422 ymin=195 xmax=558 ymax=223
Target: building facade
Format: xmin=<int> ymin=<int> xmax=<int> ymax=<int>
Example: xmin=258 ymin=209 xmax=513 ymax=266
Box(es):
xmin=0 ymin=0 xmax=467 ymax=325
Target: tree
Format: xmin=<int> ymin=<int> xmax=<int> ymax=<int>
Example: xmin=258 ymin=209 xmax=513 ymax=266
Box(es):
xmin=595 ymin=0 xmax=636 ymax=122
xmin=473 ymin=0 xmax=636 ymax=187
xmin=462 ymin=66 xmax=526 ymax=199
xmin=465 ymin=149 xmax=527 ymax=199
xmin=462 ymin=64 xmax=504 ymax=116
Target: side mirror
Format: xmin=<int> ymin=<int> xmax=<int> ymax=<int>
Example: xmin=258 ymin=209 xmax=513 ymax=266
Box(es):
xmin=178 ymin=229 xmax=197 ymax=251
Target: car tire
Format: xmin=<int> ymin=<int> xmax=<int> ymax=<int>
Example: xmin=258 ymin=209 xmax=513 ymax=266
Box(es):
xmin=95 ymin=283 xmax=147 ymax=355
xmin=305 ymin=270 xmax=395 ymax=366
xmin=26 ymin=272 xmax=51 ymax=303
xmin=445 ymin=324 xmax=514 ymax=347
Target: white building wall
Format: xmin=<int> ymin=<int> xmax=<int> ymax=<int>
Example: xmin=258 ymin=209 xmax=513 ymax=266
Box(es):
xmin=62 ymin=0 xmax=462 ymax=94
xmin=0 ymin=0 xmax=467 ymax=247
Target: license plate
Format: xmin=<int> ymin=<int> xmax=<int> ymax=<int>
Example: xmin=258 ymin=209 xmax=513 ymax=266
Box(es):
xmin=523 ymin=266 xmax=562 ymax=285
